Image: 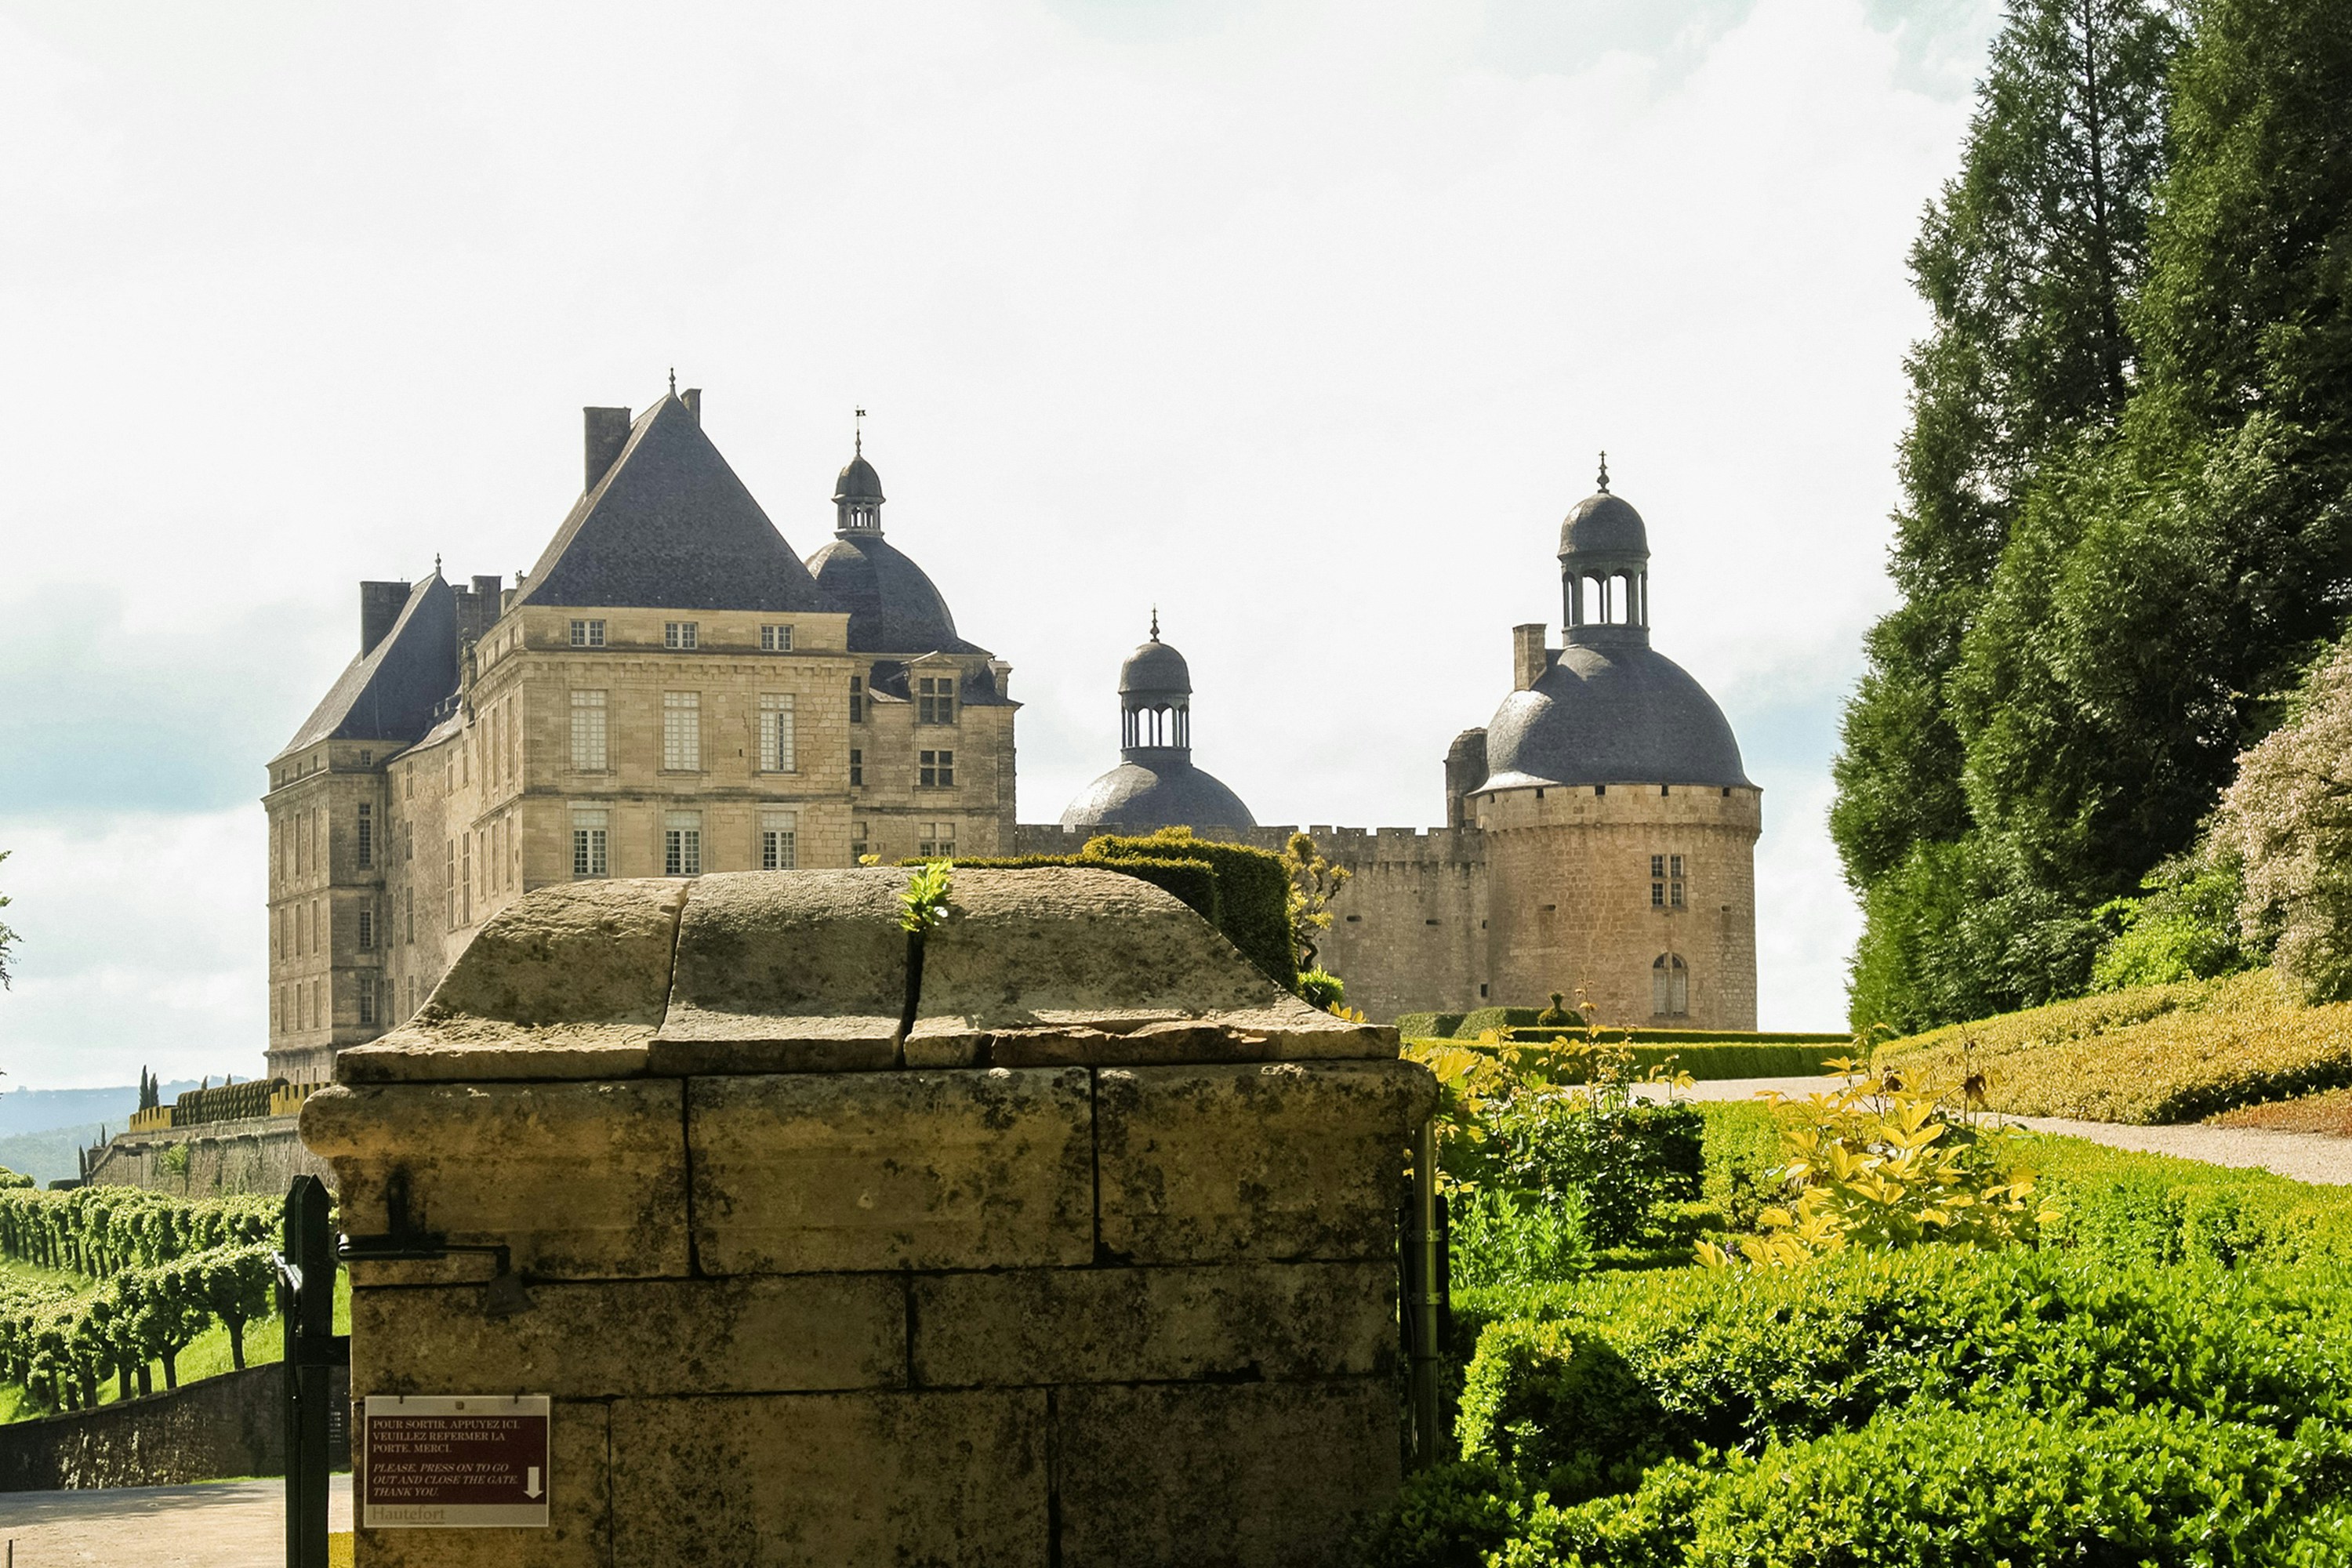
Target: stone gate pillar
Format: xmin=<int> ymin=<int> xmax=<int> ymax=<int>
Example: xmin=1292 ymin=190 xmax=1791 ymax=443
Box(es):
xmin=302 ymin=866 xmax=1433 ymax=1567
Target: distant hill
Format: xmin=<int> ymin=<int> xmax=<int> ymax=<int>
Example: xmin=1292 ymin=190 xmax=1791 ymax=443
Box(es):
xmin=0 ymin=1124 xmax=105 ymax=1188
xmin=0 ymin=1083 xmax=201 ymax=1139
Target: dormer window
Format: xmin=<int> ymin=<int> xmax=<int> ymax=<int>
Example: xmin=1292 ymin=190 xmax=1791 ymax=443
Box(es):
xmin=571 ymin=619 xmax=605 ymax=648
xmin=917 ymin=677 xmax=956 ymax=725
xmin=761 ymin=624 xmax=793 ymax=652
xmin=665 ymin=621 xmax=699 ymax=650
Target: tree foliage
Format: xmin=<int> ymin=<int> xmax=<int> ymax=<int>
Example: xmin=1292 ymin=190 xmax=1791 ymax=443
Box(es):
xmin=0 ymin=849 xmax=17 ymax=990
xmin=1836 ymin=0 xmax=2352 ymax=1028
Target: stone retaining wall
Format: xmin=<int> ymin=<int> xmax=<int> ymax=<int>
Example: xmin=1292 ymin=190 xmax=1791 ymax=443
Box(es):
xmin=84 ymin=1114 xmax=336 ymax=1197
xmin=0 ymin=1363 xmax=350 ymax=1490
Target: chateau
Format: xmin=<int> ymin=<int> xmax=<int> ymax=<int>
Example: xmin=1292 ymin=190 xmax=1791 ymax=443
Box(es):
xmin=267 ymin=390 xmax=1759 ymax=1086
xmin=263 ymin=389 xmax=1014 ymax=1085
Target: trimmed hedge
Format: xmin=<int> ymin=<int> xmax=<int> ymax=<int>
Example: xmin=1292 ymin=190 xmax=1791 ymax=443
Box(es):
xmin=1409 ymin=1038 xmax=1846 ymax=1082
xmin=1398 ymin=1009 xmax=1849 ymax=1050
xmin=1083 ymin=832 xmax=1296 ymax=989
xmin=901 ymin=854 xmax=1221 ymax=930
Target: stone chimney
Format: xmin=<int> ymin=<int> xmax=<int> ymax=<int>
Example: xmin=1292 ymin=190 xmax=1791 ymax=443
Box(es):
xmin=584 ymin=407 xmax=632 ymax=492
xmin=681 ymin=387 xmax=702 ymax=425
xmin=359 ymin=581 xmax=409 ymax=657
xmin=1512 ymin=623 xmax=1549 ymax=692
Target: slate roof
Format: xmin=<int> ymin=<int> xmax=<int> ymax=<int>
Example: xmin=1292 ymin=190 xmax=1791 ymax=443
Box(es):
xmin=1119 ymin=638 xmax=1192 ymax=697
xmin=275 ymin=575 xmax=458 ymax=760
xmin=1480 ymin=641 xmax=1751 ymax=790
xmin=514 ymin=394 xmax=833 ymax=613
xmin=1060 ymin=754 xmax=1258 ymax=831
xmin=804 ymin=533 xmax=989 ymax=656
xmin=1559 ymin=490 xmax=1650 ymax=561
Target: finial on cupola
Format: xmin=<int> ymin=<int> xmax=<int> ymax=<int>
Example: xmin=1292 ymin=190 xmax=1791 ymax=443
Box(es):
xmin=669 ymin=367 xmax=677 ymax=397
xmin=855 ymin=406 xmax=866 ymax=456
xmin=1597 ymin=451 xmax=1610 ymax=493
xmin=1150 ymin=605 xmax=1160 ymax=641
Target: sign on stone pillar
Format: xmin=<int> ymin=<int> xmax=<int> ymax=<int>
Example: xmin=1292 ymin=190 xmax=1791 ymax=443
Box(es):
xmin=361 ymin=1395 xmax=551 ymax=1528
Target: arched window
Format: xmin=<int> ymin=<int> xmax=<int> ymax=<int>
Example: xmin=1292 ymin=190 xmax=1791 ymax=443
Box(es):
xmin=1651 ymin=953 xmax=1688 ymax=1018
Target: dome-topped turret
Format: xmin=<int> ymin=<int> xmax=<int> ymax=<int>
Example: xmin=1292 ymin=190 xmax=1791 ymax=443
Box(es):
xmin=1062 ymin=613 xmax=1257 ymax=832
xmin=1559 ymin=491 xmax=1648 ymax=560
xmin=834 ymin=451 xmax=884 ymax=506
xmin=1119 ymin=613 xmax=1192 ymax=696
xmin=804 ymin=419 xmax=988 ymax=655
xmin=832 ymin=419 xmax=886 ymax=535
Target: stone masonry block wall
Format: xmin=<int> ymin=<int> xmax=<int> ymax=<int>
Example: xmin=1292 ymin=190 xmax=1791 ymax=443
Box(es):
xmin=306 ymin=867 xmax=1433 ymax=1568
xmin=84 ymin=1115 xmax=337 ymax=1198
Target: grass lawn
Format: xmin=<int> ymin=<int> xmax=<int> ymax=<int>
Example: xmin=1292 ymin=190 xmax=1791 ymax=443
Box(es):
xmin=1876 ymin=967 xmax=2352 ymax=1123
xmin=0 ymin=1264 xmax=351 ymax=1424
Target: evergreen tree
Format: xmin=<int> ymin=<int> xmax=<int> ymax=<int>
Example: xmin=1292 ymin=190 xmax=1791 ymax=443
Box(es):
xmin=1835 ymin=0 xmax=2180 ymax=1023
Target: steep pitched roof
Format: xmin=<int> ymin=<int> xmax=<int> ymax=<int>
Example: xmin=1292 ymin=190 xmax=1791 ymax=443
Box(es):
xmin=276 ymin=575 xmax=458 ymax=760
xmin=515 ymin=394 xmax=833 ymax=612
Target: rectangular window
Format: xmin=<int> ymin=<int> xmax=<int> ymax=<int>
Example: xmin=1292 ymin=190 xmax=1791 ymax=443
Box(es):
xmin=664 ymin=812 xmax=703 ymax=877
xmin=571 ymin=689 xmax=609 ymax=771
xmin=919 ymin=749 xmax=955 ymax=788
xmin=664 ymin=621 xmax=699 ymax=649
xmin=1671 ymin=881 xmax=1686 ymax=909
xmin=460 ymin=834 xmax=472 ymax=924
xmin=446 ymin=841 xmax=456 ymax=924
xmin=916 ymin=676 xmax=956 ymax=725
xmin=312 ymin=899 xmax=322 ymax=955
xmin=849 ymin=677 xmax=864 ymax=724
xmin=357 ymin=804 xmax=374 ymax=868
xmin=360 ymin=750 xmax=372 ymax=766
xmin=405 ymin=887 xmax=414 ymax=943
xmin=761 ymin=623 xmax=794 ymax=652
xmin=358 ymin=908 xmax=375 ymax=950
xmin=851 ymin=820 xmax=869 ymax=861
xmin=917 ymin=822 xmax=956 ymax=858
xmin=570 ymin=619 xmax=606 ymax=648
xmin=404 ymin=821 xmax=413 ymax=862
xmin=663 ymin=691 xmax=702 ymax=770
xmin=572 ymin=809 xmax=610 ymax=878
xmin=314 ymin=979 xmax=324 ymax=1032
xmin=760 ymin=810 xmax=797 ymax=871
xmin=358 ymin=986 xmax=376 ymax=1027
xmin=296 ymin=983 xmax=305 ymax=1032
xmin=1650 ymin=854 xmax=1664 ymax=878
xmin=760 ymin=694 xmax=797 ymax=773
xmin=849 ymin=748 xmax=863 ymax=787
xmin=1670 ymin=855 xmax=1684 ymax=879
xmin=1651 ymin=881 xmax=1664 ymax=909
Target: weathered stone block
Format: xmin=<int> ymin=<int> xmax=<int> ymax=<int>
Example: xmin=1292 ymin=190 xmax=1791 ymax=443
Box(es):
xmin=353 ymin=1274 xmax=905 ymax=1398
xmin=430 ymin=877 xmax=684 ymax=1027
xmin=652 ymin=869 xmax=908 ymax=1074
xmin=303 ymin=1080 xmax=688 ymax=1280
xmin=910 ymin=1261 xmax=1395 ymax=1387
xmin=609 ymin=1390 xmax=1047 ymax=1566
xmin=1096 ymin=1060 xmax=1435 ymax=1263
xmin=688 ymin=1068 xmax=1092 ymax=1272
xmin=1054 ymin=1379 xmax=1399 ymax=1568
xmin=356 ymin=1397 xmax=611 ymax=1567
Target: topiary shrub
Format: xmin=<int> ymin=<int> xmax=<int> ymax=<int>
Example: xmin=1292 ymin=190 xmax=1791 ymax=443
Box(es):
xmin=1535 ymin=993 xmax=1573 ymax=1028
xmin=1083 ymin=831 xmax=1296 ymax=988
xmin=1457 ymin=1319 xmax=1669 ymax=1502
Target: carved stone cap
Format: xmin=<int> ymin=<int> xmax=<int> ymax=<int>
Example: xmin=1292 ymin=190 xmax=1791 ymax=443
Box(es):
xmin=334 ymin=867 xmax=1395 ymax=1084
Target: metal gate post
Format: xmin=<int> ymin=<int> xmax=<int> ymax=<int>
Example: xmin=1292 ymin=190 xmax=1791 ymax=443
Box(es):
xmin=281 ymin=1175 xmax=335 ymax=1568
xmin=1404 ymin=1117 xmax=1446 ymax=1468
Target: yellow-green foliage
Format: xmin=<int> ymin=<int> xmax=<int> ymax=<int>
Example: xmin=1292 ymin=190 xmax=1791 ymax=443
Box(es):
xmin=1877 ymin=967 xmax=2352 ymax=1123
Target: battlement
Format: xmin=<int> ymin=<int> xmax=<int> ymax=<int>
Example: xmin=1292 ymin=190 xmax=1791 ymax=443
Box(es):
xmin=1012 ymin=822 xmax=1486 ymax=869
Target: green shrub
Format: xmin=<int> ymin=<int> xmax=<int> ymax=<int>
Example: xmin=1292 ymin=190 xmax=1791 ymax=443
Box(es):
xmin=2091 ymin=851 xmax=2254 ymax=991
xmin=1457 ymin=1319 xmax=1671 ymax=1501
xmin=1498 ymin=1403 xmax=2352 ymax=1567
xmin=1083 ymin=832 xmax=1295 ymax=987
xmin=1295 ymin=968 xmax=1345 ymax=1012
xmin=1354 ymin=1461 xmax=1519 ymax=1568
xmin=1486 ymin=1098 xmax=1703 ymax=1249
xmin=1394 ymin=1011 xmax=1467 ymax=1040
xmin=1450 ymin=1188 xmax=1592 ymax=1290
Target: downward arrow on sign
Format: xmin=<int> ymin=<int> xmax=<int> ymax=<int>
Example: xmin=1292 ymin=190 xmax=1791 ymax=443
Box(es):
xmin=524 ymin=1467 xmax=543 ymax=1500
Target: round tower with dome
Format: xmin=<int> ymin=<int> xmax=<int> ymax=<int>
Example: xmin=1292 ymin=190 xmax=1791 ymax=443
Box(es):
xmin=1059 ymin=613 xmax=1258 ymax=833
xmin=1464 ymin=459 xmax=1760 ymax=1029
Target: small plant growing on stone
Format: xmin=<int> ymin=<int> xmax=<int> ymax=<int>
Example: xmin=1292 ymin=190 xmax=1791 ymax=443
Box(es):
xmin=900 ymin=861 xmax=953 ymax=935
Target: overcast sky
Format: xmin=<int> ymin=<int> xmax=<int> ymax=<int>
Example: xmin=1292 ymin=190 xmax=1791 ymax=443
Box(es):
xmin=0 ymin=0 xmax=2000 ymax=1089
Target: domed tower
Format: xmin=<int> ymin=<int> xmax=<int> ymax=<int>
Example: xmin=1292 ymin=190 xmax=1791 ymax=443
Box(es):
xmin=804 ymin=425 xmax=984 ymax=657
xmin=1061 ymin=614 xmax=1257 ymax=834
xmin=1471 ymin=457 xmax=1760 ymax=1029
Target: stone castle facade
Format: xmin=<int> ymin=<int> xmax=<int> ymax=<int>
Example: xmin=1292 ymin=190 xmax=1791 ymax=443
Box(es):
xmin=267 ymin=392 xmax=1759 ymax=1085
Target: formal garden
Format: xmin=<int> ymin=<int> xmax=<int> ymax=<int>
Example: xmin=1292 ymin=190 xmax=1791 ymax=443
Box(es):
xmin=1366 ymin=1018 xmax=2352 ymax=1565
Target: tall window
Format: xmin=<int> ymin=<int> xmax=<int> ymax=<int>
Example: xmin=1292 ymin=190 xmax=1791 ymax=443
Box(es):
xmin=1652 ymin=954 xmax=1689 ymax=1018
xmin=357 ymin=804 xmax=373 ymax=868
xmin=570 ymin=619 xmax=605 ymax=648
xmin=358 ymin=908 xmax=375 ymax=951
xmin=358 ymin=986 xmax=376 ymax=1027
xmin=460 ymin=834 xmax=473 ymax=924
xmin=918 ymin=821 xmax=956 ymax=857
xmin=663 ymin=691 xmax=701 ymax=770
xmin=761 ymin=624 xmax=793 ymax=652
xmin=311 ymin=900 xmax=322 ymax=955
xmin=919 ymin=749 xmax=955 ymax=788
xmin=664 ymin=811 xmax=702 ymax=877
xmin=404 ymin=821 xmax=413 ymax=862
xmin=760 ymin=694 xmax=797 ymax=773
xmin=572 ymin=808 xmax=609 ymax=878
xmin=760 ymin=810 xmax=797 ymax=870
xmin=851 ymin=820 xmax=869 ymax=861
xmin=1650 ymin=853 xmax=1685 ymax=910
xmin=849 ymin=748 xmax=863 ymax=787
xmin=917 ymin=676 xmax=956 ymax=724
xmin=849 ymin=676 xmax=864 ymax=724
xmin=446 ymin=841 xmax=456 ymax=924
xmin=664 ymin=621 xmax=699 ymax=649
xmin=405 ymin=886 xmax=414 ymax=943
xmin=571 ymin=689 xmax=609 ymax=771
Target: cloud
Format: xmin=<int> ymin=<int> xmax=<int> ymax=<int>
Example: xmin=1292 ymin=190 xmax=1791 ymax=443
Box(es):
xmin=0 ymin=0 xmax=1997 ymax=1071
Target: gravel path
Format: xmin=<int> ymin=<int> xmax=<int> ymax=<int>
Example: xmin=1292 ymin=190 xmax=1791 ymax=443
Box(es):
xmin=0 ymin=1475 xmax=350 ymax=1566
xmin=1641 ymin=1075 xmax=2352 ymax=1187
